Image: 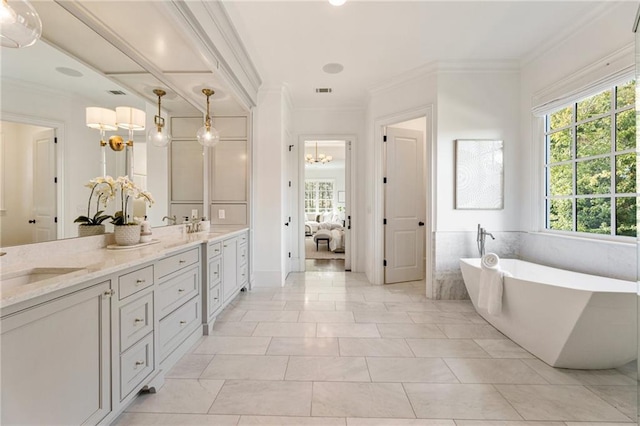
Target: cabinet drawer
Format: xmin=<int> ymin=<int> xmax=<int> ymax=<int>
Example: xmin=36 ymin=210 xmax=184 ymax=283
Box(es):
xmin=208 ymin=258 xmax=221 ymax=288
xmin=159 ymin=297 xmax=200 ymax=362
xmin=157 ymin=265 xmax=199 ymax=319
xmin=208 ymin=241 xmax=222 ymax=258
xmin=155 ymin=247 xmax=199 ymax=280
xmin=209 ymin=284 xmax=222 ymax=316
xmin=238 ymin=244 xmax=248 ymax=266
xmin=120 ymin=292 xmax=153 ymax=352
xmin=120 ymin=333 xmax=154 ymax=400
xmin=239 ymin=264 xmax=248 ymax=285
xmin=119 ymin=265 xmax=153 ymax=300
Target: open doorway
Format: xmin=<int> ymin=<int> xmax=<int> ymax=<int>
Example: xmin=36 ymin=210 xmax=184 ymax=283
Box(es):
xmin=303 ymin=140 xmax=348 ymax=272
xmin=0 ymin=120 xmax=58 ymax=246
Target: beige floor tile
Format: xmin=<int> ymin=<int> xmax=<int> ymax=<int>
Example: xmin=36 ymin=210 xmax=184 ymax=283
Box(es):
xmin=522 ymin=360 xmax=637 ymax=386
xmin=193 ymin=336 xmax=271 ymax=355
xmin=233 ymin=301 xmax=286 ymax=311
xmin=210 ymin=321 xmax=258 ymax=336
xmin=312 ymin=382 xmax=415 ymax=418
xmin=347 ymin=419 xmax=454 ymax=426
xmin=271 ymin=293 xmax=320 ymax=301
xmin=126 ymin=379 xmax=224 ymax=414
xmin=586 ymin=385 xmax=637 ymax=420
xmin=408 ymin=312 xmax=472 ymax=324
xmin=353 ymin=311 xmax=413 ymax=323
xmin=403 ymin=383 xmax=521 ymax=420
xmin=319 ymin=293 xmax=367 ymax=302
xmin=335 ymin=301 xmax=389 ymax=311
xmin=200 ymin=355 xmax=288 ymax=380
xmin=339 ymin=338 xmax=414 ymax=357
xmin=384 ymin=302 xmax=440 ymax=312
xmin=266 ymin=337 xmax=340 ymax=356
xmin=166 ymin=354 xmax=214 ymax=379
xmin=285 ymin=301 xmax=336 ymax=311
xmin=435 ymin=301 xmax=476 ymax=312
xmin=242 ymin=310 xmax=300 ymax=322
xmin=455 ymin=422 xmax=565 ymax=426
xmin=253 ymin=322 xmax=317 ymax=337
xmin=461 ymin=312 xmax=490 ymax=324
xmin=362 ymin=292 xmax=413 ymax=302
xmin=210 ymin=380 xmax=312 ymax=416
xmin=299 ymin=311 xmax=355 ymax=323
xmin=286 ymin=356 xmax=370 ymax=381
xmin=113 ymin=413 xmax=240 ymax=425
xmin=317 ymin=323 xmax=380 ymax=338
xmin=438 ymin=324 xmax=505 ymax=339
xmin=367 ymin=357 xmax=458 ymax=383
xmin=473 ymin=339 xmax=534 ymax=359
xmin=377 ymin=323 xmax=446 ymax=339
xmin=239 ymin=416 xmax=346 ymax=425
xmin=495 ymin=384 xmax=630 ymax=421
xmin=406 ymin=338 xmax=490 ymax=358
xmin=444 ymin=358 xmax=547 ymax=384
xmin=565 ymin=423 xmax=635 ymax=426
xmin=216 ymin=308 xmax=247 ymax=322
xmin=234 ymin=292 xmax=277 ymax=302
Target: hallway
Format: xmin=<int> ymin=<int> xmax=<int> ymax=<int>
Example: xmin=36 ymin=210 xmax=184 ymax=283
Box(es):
xmin=113 ymin=272 xmax=635 ymax=425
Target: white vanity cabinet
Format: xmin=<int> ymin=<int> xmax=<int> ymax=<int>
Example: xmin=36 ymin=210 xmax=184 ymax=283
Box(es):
xmin=1 ymin=280 xmax=112 ymax=426
xmin=156 ymin=246 xmax=202 ymax=368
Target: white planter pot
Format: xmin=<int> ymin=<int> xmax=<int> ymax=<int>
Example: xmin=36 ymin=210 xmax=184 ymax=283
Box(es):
xmin=114 ymin=224 xmax=141 ymax=246
xmin=78 ymin=224 xmax=106 ymax=237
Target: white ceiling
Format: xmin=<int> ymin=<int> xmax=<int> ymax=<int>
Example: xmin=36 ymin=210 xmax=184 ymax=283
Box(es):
xmin=223 ymin=1 xmax=615 ymax=108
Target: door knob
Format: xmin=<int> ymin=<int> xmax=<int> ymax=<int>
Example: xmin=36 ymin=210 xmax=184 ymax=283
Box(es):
xmin=418 ymin=221 xmax=425 ymax=226
xmin=284 ymin=222 xmax=289 ymax=226
xmin=28 ymin=219 xmax=36 ymax=224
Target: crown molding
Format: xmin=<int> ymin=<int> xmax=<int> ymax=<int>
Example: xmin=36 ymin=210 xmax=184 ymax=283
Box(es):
xmin=368 ymin=61 xmax=438 ymax=96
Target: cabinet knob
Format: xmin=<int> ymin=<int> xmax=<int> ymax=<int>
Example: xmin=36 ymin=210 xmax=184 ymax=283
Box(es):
xmin=134 ymin=318 xmax=144 ymax=324
xmin=135 ymin=361 xmax=145 ymax=368
xmin=179 ymin=320 xmax=187 ymax=325
xmin=136 ymin=279 xmax=146 ymax=285
xmin=215 ymin=249 xmax=220 ymax=252
xmin=224 ymin=245 xmax=228 ymax=248
xmin=213 ymin=297 xmax=218 ymax=300
xmin=214 ymin=271 xmax=218 ymax=275
xmin=103 ymin=289 xmax=115 ymax=297
xmin=178 ymin=288 xmax=185 ymax=293
xmin=179 ymin=260 xmax=186 ymax=264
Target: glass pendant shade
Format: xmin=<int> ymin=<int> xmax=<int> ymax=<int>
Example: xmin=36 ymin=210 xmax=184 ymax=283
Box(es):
xmin=148 ymin=127 xmax=171 ymax=147
xmin=116 ymin=107 xmax=145 ymax=131
xmin=85 ymin=107 xmax=117 ymax=131
xmin=196 ymin=125 xmax=220 ymax=147
xmin=0 ymin=0 xmax=42 ymax=48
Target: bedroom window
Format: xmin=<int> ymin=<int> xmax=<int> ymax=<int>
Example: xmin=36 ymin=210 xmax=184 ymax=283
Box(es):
xmin=544 ymin=79 xmax=636 ymax=237
xmin=305 ymin=180 xmax=334 ymax=214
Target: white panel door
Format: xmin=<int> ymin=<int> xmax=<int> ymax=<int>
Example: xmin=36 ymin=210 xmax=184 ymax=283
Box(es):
xmin=284 ymin=140 xmax=294 ymax=276
xmin=33 ymin=129 xmax=56 ymax=242
xmin=384 ymin=127 xmax=425 ymax=284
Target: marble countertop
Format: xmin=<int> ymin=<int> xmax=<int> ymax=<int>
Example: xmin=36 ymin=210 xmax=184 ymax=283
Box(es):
xmin=0 ymin=226 xmax=249 ymax=311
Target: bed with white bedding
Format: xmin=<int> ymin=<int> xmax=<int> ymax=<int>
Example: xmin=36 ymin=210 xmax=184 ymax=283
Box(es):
xmin=329 ymin=228 xmax=345 ymax=253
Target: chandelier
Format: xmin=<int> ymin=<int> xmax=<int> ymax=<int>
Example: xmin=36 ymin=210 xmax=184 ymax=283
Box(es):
xmin=306 ymin=142 xmax=333 ymax=164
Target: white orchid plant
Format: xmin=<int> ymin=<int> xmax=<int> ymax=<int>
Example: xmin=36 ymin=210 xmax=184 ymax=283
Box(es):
xmin=111 ymin=176 xmax=154 ymax=226
xmin=74 ymin=176 xmax=116 ymax=226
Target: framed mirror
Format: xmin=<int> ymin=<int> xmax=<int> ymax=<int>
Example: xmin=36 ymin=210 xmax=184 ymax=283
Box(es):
xmin=455 ymin=139 xmax=504 ymax=210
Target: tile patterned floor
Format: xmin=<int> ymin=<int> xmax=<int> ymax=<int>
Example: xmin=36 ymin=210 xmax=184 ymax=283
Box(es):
xmin=113 ymin=270 xmax=637 ymax=426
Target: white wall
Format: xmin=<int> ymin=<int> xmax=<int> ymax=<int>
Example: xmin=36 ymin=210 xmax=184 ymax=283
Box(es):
xmin=252 ymin=86 xmax=289 ymax=286
xmin=519 ymin=1 xmax=636 ymax=281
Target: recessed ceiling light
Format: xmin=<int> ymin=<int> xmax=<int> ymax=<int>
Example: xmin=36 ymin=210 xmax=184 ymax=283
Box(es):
xmin=323 ymin=63 xmax=344 ymax=74
xmin=329 ymin=0 xmax=346 ymax=6
xmin=55 ymin=67 xmax=83 ymax=77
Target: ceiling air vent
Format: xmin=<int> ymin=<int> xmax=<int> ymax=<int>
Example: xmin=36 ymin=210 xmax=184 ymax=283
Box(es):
xmin=315 ymin=88 xmax=332 ymax=93
xmin=108 ymin=90 xmax=127 ymax=95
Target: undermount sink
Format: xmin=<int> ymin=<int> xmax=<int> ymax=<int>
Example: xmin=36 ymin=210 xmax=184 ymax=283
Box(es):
xmin=0 ymin=267 xmax=86 ymax=292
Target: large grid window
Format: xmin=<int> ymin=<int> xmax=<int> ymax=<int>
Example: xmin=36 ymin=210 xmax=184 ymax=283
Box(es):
xmin=305 ymin=180 xmax=334 ymax=214
xmin=544 ymin=80 xmax=636 ymax=237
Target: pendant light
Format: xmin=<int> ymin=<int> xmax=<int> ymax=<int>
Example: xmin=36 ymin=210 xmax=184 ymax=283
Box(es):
xmin=196 ymin=88 xmax=220 ymax=148
xmin=306 ymin=142 xmax=333 ymax=164
xmin=0 ymin=0 xmax=42 ymax=48
xmin=147 ymin=89 xmax=171 ymax=147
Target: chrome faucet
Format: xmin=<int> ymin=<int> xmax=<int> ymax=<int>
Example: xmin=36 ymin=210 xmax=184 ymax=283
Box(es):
xmin=476 ymin=224 xmax=495 ymax=257
xmin=162 ymin=215 xmax=177 ymax=225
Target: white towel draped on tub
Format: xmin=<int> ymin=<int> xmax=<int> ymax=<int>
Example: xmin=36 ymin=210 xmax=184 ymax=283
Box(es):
xmin=478 ymin=253 xmax=509 ymax=315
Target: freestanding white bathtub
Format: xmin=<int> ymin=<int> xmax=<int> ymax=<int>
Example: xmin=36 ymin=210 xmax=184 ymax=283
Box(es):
xmin=459 ymin=258 xmax=636 ymax=370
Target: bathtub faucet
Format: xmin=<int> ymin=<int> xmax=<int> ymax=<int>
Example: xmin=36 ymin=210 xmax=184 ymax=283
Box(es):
xmin=476 ymin=224 xmax=495 ymax=257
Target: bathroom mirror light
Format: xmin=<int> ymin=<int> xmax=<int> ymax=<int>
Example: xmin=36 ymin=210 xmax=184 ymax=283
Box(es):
xmin=329 ymin=0 xmax=346 ymax=6
xmin=0 ymin=0 xmax=42 ymax=48
xmin=196 ymin=88 xmax=220 ymax=147
xmin=147 ymin=89 xmax=171 ymax=147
